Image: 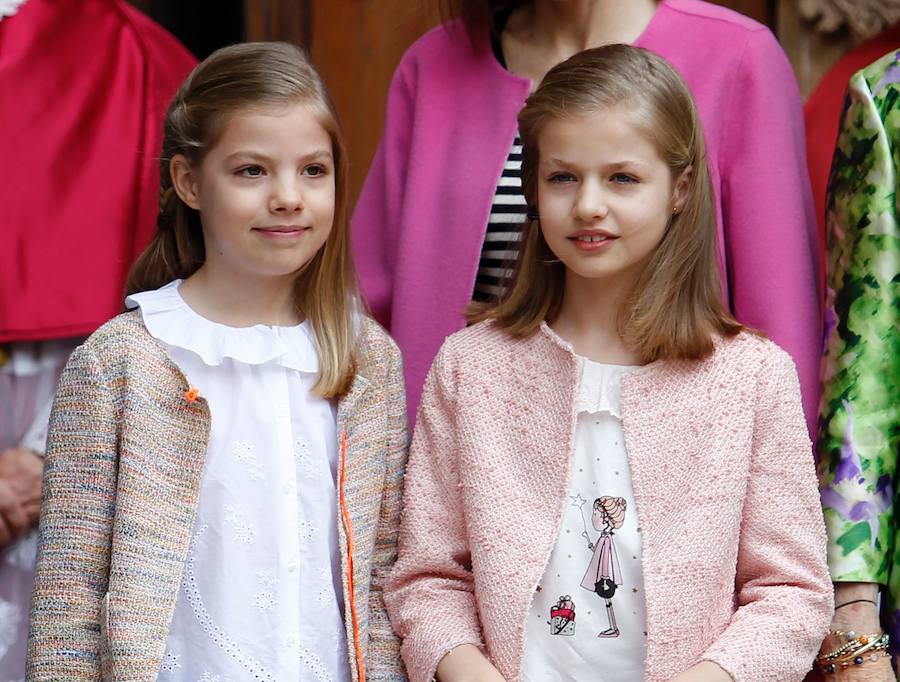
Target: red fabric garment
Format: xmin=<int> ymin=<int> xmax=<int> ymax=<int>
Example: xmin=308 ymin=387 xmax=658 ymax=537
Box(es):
xmin=805 ymin=24 xmax=900 ymax=269
xmin=0 ymin=0 xmax=196 ymax=341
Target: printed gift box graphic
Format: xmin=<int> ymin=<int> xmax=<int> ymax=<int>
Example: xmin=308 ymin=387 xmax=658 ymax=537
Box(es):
xmin=549 ymin=595 xmax=576 ymax=636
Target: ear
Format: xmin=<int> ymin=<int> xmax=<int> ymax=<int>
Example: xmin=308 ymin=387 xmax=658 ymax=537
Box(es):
xmin=170 ymin=154 xmax=201 ymax=210
xmin=671 ymin=165 xmax=693 ymax=214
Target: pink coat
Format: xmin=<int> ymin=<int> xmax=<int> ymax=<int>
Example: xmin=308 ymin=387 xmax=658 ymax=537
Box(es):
xmin=352 ymin=0 xmax=822 ymax=435
xmin=384 ymin=322 xmax=832 ymax=682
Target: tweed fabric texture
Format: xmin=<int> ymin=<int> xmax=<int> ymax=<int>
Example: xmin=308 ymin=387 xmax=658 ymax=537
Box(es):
xmin=385 ymin=321 xmax=832 ymax=682
xmin=26 ymin=310 xmax=408 ymax=681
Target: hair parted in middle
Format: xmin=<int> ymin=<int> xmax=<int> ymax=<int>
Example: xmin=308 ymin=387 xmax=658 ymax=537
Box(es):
xmin=469 ymin=43 xmax=745 ymax=363
xmin=126 ymin=41 xmax=358 ymax=398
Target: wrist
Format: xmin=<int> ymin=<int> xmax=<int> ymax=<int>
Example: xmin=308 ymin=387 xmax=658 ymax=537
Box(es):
xmin=834 ymin=581 xmax=880 ymax=604
xmin=830 ymin=602 xmax=882 ymax=634
xmin=436 ymin=644 xmax=503 ymax=682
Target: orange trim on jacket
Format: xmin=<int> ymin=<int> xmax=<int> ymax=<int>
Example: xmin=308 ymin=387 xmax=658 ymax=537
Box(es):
xmin=340 ymin=429 xmax=366 ymax=682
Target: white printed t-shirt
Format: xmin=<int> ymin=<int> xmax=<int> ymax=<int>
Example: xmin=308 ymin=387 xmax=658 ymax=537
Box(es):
xmin=523 ymin=358 xmax=647 ymax=681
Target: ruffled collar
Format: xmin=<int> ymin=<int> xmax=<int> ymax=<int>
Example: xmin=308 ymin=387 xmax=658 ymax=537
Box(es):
xmin=539 ymin=322 xmax=637 ymax=417
xmin=126 ymin=280 xmax=319 ymax=372
xmin=575 ymin=359 xmax=637 ymax=418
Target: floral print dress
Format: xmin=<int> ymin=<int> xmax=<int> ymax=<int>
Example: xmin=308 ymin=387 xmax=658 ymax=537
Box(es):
xmin=818 ymin=49 xmax=900 ymax=671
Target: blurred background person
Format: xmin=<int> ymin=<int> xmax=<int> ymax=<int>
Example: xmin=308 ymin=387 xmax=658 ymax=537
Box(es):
xmin=0 ymin=1 xmax=195 ymax=678
xmin=817 ymin=48 xmax=900 ymax=681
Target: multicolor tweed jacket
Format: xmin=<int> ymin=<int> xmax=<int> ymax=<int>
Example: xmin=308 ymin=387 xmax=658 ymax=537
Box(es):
xmin=26 ymin=311 xmax=408 ymax=681
xmin=818 ymin=50 xmax=900 ymax=671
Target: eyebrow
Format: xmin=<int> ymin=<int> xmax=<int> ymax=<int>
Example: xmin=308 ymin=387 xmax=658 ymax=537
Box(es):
xmin=543 ymin=158 xmax=648 ymax=170
xmin=225 ymin=149 xmax=334 ymax=164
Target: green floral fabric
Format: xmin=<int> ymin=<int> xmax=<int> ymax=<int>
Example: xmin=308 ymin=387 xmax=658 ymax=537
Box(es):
xmin=818 ymin=49 xmax=900 ymax=666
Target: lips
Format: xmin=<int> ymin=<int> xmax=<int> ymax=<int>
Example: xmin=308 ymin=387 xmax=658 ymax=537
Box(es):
xmin=253 ymin=225 xmax=310 ymax=237
xmin=567 ymin=229 xmax=619 ymax=252
xmin=568 ymin=229 xmax=618 ymax=242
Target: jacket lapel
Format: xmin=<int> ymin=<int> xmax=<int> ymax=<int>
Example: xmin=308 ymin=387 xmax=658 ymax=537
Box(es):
xmin=336 ymin=371 xmax=391 ymax=679
xmin=106 ymin=345 xmax=211 ymax=680
xmin=619 ymin=355 xmax=735 ymax=678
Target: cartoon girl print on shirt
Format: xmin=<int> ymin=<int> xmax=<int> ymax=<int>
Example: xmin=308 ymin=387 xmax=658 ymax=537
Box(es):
xmin=580 ymin=496 xmax=626 ymax=638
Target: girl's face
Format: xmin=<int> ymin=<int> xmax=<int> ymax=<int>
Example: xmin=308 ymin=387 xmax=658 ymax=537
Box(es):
xmin=173 ymin=102 xmax=335 ymax=285
xmin=536 ymin=107 xmax=688 ymax=288
xmin=591 ymin=507 xmax=607 ymax=531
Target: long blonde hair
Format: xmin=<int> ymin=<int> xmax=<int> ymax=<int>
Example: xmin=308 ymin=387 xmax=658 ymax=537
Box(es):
xmin=126 ymin=42 xmax=358 ymax=397
xmin=470 ymin=44 xmax=744 ymax=363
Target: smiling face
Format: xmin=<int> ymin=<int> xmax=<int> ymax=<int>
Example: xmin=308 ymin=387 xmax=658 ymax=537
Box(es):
xmin=536 ymin=106 xmax=688 ymax=290
xmin=171 ymin=101 xmax=335 ymax=286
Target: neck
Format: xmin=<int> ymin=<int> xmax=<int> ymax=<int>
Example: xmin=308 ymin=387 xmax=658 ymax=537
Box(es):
xmin=502 ymin=0 xmax=659 ymax=84
xmin=550 ymin=271 xmax=642 ymax=365
xmin=179 ymin=265 xmax=302 ymax=327
xmin=528 ymin=0 xmax=657 ymax=54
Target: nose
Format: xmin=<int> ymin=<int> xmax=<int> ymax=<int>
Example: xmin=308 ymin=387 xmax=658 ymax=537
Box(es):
xmin=269 ymin=176 xmax=304 ymax=214
xmin=574 ymin=178 xmax=608 ymax=223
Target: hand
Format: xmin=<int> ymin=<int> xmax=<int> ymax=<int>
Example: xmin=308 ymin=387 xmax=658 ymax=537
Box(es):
xmin=820 ymin=583 xmax=894 ymax=682
xmin=0 ymin=447 xmax=43 ymax=546
xmin=669 ymin=661 xmax=734 ymax=682
xmin=436 ymin=644 xmax=507 ymax=682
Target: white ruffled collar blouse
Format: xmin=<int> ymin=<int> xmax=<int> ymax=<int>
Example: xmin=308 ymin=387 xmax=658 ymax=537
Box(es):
xmin=127 ymin=280 xmax=351 ymax=682
xmin=127 ymin=279 xmax=319 ymax=370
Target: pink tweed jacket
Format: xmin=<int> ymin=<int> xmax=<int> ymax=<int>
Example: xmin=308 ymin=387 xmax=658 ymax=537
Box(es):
xmin=384 ymin=321 xmax=832 ymax=682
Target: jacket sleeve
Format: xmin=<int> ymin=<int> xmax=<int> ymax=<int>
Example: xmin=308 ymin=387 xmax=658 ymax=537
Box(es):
xmin=26 ymin=343 xmax=117 ymax=681
xmin=817 ymin=62 xmax=900 ymax=586
xmin=383 ymin=345 xmax=484 ymax=682
xmin=702 ymin=350 xmax=832 ymax=681
xmin=366 ymin=346 xmax=410 ymax=680
xmin=351 ymin=58 xmax=415 ymax=331
xmin=719 ymin=27 xmax=822 ymax=440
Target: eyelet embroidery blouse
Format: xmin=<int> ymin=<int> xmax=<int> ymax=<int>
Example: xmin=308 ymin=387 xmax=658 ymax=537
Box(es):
xmin=126 ymin=281 xmax=350 ymax=682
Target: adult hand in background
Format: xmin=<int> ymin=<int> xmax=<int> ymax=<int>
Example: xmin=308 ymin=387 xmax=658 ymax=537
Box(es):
xmin=821 ymin=583 xmax=894 ymax=682
xmin=0 ymin=447 xmax=43 ymax=547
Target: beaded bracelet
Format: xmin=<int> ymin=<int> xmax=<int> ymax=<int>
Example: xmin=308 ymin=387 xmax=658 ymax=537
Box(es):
xmin=818 ymin=632 xmax=882 ymax=661
xmin=817 ymin=633 xmax=890 ymax=674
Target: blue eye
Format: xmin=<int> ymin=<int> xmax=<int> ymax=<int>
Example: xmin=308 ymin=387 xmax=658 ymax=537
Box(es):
xmin=548 ymin=172 xmax=576 ymax=183
xmin=611 ymin=173 xmax=638 ymax=184
xmin=237 ymin=165 xmax=264 ymax=177
xmin=303 ymin=164 xmax=329 ymax=177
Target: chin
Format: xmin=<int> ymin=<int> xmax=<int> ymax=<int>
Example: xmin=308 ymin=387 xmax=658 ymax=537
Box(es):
xmin=562 ymin=262 xmax=619 ymax=281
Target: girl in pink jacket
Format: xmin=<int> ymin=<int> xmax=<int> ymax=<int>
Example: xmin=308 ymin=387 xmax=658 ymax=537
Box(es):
xmin=384 ymin=45 xmax=832 ymax=682
xmin=352 ymin=0 xmax=822 ymax=437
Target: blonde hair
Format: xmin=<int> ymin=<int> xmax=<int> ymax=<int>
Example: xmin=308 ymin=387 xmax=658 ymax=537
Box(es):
xmin=469 ymin=44 xmax=744 ymax=363
xmin=127 ymin=42 xmax=358 ymax=398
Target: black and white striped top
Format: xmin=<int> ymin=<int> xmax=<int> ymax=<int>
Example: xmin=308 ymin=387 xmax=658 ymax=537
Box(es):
xmin=472 ymin=134 xmax=528 ymax=303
